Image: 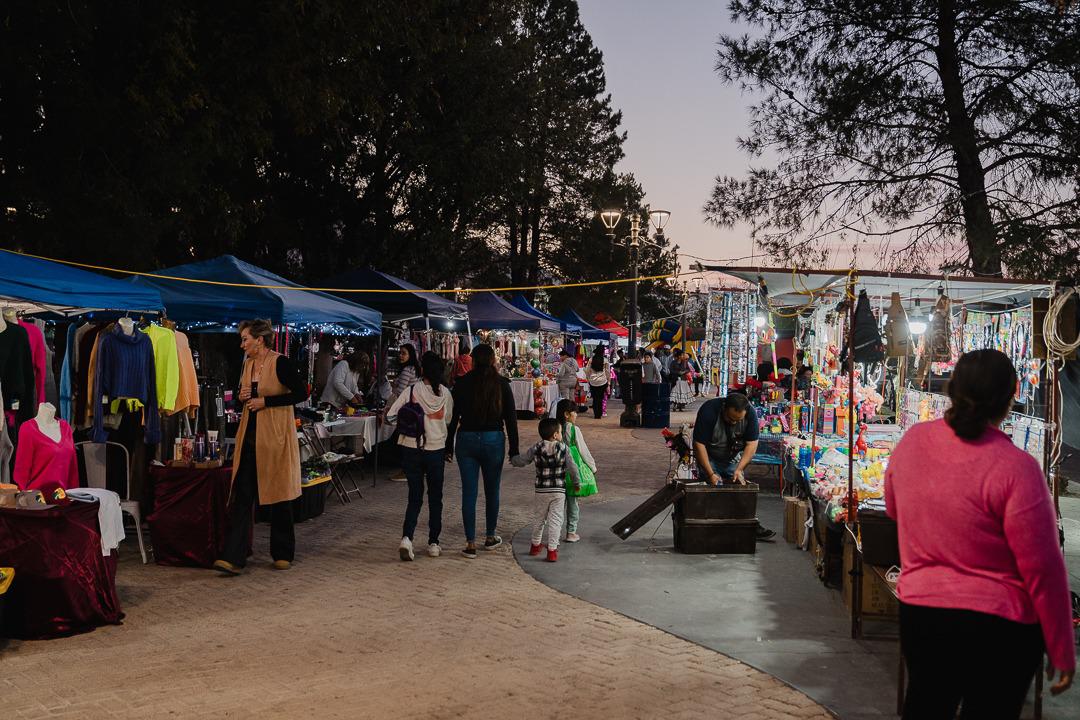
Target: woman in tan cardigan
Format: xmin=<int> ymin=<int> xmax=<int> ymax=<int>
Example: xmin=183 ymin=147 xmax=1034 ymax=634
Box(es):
xmin=214 ymin=319 xmax=305 ymax=575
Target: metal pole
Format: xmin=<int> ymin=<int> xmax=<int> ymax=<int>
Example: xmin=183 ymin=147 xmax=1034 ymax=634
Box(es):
xmin=847 ymin=287 xmax=859 ymax=640
xmin=679 ymin=282 xmax=689 ymax=354
xmin=629 ymin=244 xmax=639 ymax=353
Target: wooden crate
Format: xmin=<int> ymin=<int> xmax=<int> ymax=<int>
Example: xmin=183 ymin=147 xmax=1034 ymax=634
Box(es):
xmin=843 ymin=539 xmax=899 ymax=619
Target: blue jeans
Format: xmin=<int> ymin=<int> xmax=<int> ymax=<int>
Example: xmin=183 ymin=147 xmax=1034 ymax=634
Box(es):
xmin=401 ymin=446 xmax=445 ymax=545
xmin=708 ymin=458 xmax=737 ymax=481
xmin=455 ymin=431 xmax=505 ymax=543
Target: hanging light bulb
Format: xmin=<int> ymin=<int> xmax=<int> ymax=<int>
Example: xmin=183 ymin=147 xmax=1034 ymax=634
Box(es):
xmin=908 ymin=299 xmax=928 ymax=335
xmin=754 ymin=312 xmax=767 ymax=329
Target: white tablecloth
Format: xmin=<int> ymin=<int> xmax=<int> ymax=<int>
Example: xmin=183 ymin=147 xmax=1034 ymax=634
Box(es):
xmin=319 ymin=416 xmax=392 ymax=453
xmin=510 ymin=379 xmax=560 ymax=416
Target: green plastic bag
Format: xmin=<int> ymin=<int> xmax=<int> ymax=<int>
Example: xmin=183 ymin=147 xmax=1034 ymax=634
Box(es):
xmin=565 ymin=425 xmax=597 ymax=498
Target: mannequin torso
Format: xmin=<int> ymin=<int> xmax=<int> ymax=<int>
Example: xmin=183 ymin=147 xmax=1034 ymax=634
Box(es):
xmin=118 ymin=317 xmax=135 ymax=335
xmin=35 ymin=402 xmax=61 ymax=442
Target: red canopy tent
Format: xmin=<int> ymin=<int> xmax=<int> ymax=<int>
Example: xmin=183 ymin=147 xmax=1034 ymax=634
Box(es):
xmin=593 ymin=314 xmax=629 ymax=338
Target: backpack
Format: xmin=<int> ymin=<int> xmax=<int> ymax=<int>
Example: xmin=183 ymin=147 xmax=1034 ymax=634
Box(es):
xmin=396 ymin=387 xmax=426 ymax=448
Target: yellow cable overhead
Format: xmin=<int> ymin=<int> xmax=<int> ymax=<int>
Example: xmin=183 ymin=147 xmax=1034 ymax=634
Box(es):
xmin=3 ymin=249 xmax=674 ymax=294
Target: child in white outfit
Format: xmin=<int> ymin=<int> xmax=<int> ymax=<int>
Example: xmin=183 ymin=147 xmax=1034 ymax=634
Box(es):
xmin=511 ymin=417 xmax=580 ymax=562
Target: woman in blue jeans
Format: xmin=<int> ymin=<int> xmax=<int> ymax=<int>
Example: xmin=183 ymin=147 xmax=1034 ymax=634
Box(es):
xmin=446 ymin=344 xmax=519 ymax=558
xmin=386 ymin=351 xmax=453 ymax=561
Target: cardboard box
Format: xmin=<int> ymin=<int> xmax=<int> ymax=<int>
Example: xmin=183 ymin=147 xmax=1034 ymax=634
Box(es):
xmin=842 ymin=539 xmax=899 ymax=619
xmin=783 ymin=497 xmax=799 ymax=543
xmin=794 ymin=500 xmax=811 ymax=549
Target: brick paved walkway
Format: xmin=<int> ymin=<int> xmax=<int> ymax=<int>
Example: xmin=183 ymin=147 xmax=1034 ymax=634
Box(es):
xmin=3 ymin=400 xmax=831 ymax=719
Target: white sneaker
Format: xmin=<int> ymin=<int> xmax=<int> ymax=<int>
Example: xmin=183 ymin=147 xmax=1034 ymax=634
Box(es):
xmin=566 ymin=532 xmax=581 ymax=543
xmin=427 ymin=543 xmax=441 ymax=558
xmin=399 ymin=537 xmax=414 ymax=561
xmin=389 ymin=473 xmax=407 ymax=483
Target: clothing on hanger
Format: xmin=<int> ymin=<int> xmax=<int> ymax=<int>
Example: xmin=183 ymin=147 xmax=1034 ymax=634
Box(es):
xmin=18 ymin=319 xmax=47 ymax=410
xmin=74 ymin=323 xmax=107 ymax=426
xmin=0 ymin=383 xmax=12 ymax=485
xmin=171 ymin=330 xmax=201 ymax=416
xmin=0 ymin=321 xmax=36 ymax=423
xmin=59 ymin=322 xmax=80 ymax=422
xmin=143 ymin=323 xmax=180 ymax=412
xmin=91 ymin=325 xmax=160 ymax=444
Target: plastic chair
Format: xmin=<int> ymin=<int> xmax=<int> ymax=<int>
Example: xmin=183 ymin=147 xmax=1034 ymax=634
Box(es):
xmin=74 ymin=441 xmax=148 ymax=564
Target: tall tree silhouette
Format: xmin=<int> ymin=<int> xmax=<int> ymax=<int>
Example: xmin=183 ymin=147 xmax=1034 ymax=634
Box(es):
xmin=705 ymin=0 xmax=1080 ymax=279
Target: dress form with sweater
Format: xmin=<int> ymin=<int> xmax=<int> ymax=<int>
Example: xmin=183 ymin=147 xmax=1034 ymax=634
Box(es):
xmin=91 ymin=322 xmax=160 ymax=443
xmin=14 ymin=402 xmax=78 ymax=491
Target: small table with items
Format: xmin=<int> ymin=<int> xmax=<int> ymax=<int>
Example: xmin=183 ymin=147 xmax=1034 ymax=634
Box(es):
xmin=509 ymin=378 xmax=560 ymax=416
xmin=146 ymin=464 xmax=235 ymax=568
xmin=0 ymin=501 xmax=124 ymax=639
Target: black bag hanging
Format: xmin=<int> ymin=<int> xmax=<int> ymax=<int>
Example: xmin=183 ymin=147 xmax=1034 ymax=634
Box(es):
xmin=845 ymin=290 xmax=885 ymax=364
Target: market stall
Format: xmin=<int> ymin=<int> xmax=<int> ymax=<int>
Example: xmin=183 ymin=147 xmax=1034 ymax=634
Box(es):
xmin=127 ymin=255 xmax=383 ymax=505
xmin=0 ymin=250 xmax=168 ymax=639
xmin=467 ymin=292 xmax=562 ymax=416
xmin=717 ymin=266 xmax=1072 ymax=639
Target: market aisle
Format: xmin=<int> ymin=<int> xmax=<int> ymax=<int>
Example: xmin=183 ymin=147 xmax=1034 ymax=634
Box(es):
xmin=520 ymin=401 xmax=1080 ymax=720
xmin=0 ymin=399 xmax=829 ymax=720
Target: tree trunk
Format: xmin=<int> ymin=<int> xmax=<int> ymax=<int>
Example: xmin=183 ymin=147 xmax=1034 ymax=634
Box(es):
xmin=508 ymin=204 xmax=519 ymax=284
xmin=935 ymin=0 xmax=1001 ymax=276
xmin=526 ymin=194 xmax=542 ymax=298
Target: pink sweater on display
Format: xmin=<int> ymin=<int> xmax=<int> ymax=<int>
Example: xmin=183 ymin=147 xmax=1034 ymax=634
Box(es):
xmin=19 ymin=320 xmax=47 ymax=408
xmin=885 ymin=419 xmax=1075 ymax=671
xmin=13 ymin=419 xmax=79 ymax=492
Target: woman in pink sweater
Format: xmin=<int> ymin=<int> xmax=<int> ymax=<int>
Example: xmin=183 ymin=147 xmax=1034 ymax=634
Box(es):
xmin=886 ymin=349 xmax=1074 ymax=718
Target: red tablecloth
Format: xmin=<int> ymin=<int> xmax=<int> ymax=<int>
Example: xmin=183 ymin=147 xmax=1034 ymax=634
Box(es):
xmin=146 ymin=465 xmax=234 ymax=568
xmin=0 ymin=501 xmax=124 ymax=639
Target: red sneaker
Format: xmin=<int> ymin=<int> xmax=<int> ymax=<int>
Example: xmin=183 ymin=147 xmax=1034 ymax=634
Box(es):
xmin=529 ymin=543 xmax=543 ymax=556
xmin=546 ymin=549 xmax=558 ymax=562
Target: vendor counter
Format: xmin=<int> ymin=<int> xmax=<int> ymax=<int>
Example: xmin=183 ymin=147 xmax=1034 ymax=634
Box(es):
xmin=0 ymin=501 xmax=124 ymax=639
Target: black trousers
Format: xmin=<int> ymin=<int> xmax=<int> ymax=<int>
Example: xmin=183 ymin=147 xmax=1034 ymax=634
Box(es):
xmin=590 ymin=383 xmax=607 ymax=419
xmin=222 ymin=445 xmax=295 ymax=565
xmin=900 ymin=601 xmax=1043 ymax=720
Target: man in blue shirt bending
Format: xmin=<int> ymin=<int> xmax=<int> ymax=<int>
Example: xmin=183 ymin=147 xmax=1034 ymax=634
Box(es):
xmin=691 ymin=393 xmax=776 ymax=541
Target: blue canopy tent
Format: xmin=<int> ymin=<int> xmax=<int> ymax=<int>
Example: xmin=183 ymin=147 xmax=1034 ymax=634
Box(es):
xmin=0 ymin=249 xmax=164 ymax=316
xmin=559 ymin=308 xmax=615 ymax=341
xmin=325 ymin=268 xmax=466 ymax=323
xmin=467 ymin=292 xmax=559 ymax=332
xmin=508 ymin=294 xmax=581 ymax=334
xmin=129 ymin=255 xmax=381 ymax=333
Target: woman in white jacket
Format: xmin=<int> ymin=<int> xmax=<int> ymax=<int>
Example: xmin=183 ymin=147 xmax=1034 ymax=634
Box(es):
xmin=556 ymin=349 xmax=579 ymax=401
xmin=387 ymin=351 xmax=453 ymax=561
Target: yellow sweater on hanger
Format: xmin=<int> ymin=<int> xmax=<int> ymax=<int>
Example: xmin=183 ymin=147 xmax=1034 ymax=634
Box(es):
xmin=142 ymin=324 xmax=180 ymax=412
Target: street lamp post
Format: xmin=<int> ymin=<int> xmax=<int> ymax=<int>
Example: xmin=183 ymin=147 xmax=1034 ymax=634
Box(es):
xmin=601 ymin=208 xmax=670 ymax=356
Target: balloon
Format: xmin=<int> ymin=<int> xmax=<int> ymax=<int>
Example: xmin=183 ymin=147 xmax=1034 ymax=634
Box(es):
xmin=530 ymin=338 xmax=540 ymax=348
xmin=533 ymin=378 xmax=542 ymax=388
xmin=532 ymin=368 xmax=542 ymax=377
xmin=531 ymin=359 xmax=540 ymax=368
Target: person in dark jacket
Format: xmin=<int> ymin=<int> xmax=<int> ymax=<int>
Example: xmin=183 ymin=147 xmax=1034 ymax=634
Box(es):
xmin=446 ymin=344 xmax=519 ymax=559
